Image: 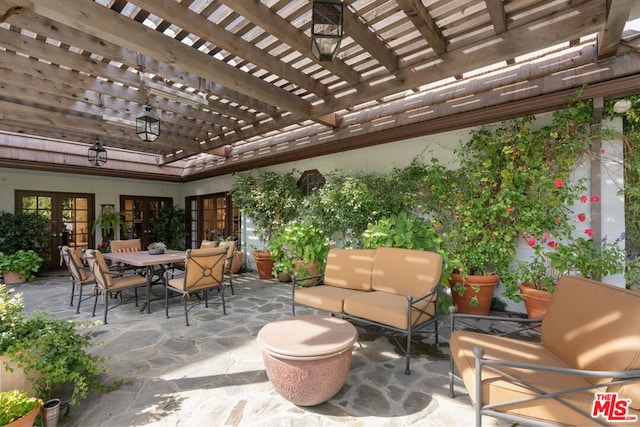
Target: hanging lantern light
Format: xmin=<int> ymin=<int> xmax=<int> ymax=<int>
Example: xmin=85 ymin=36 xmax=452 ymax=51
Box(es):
xmin=311 ymin=1 xmax=344 ymax=61
xmin=136 ymin=103 xmax=160 ymax=142
xmin=88 ymin=137 xmax=107 ymax=167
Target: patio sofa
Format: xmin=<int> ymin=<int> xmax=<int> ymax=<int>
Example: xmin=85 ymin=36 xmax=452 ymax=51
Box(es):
xmin=449 ymin=276 xmax=640 ymax=426
xmin=291 ymin=247 xmax=443 ymax=374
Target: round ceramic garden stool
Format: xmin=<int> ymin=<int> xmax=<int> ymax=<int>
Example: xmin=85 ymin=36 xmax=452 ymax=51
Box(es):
xmin=257 ymin=315 xmax=358 ymax=406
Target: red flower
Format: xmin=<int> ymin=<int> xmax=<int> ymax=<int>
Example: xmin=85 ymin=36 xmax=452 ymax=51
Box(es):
xmin=554 ymin=178 xmax=564 ymax=189
xmin=601 ymin=148 xmax=605 ymax=154
xmin=526 ymin=238 xmax=536 ymax=247
xmin=555 ymin=217 xmax=561 ymax=223
xmin=590 ymin=195 xmax=600 ymax=203
xmin=506 ymin=207 xmax=512 ymax=213
xmin=547 ymin=241 xmax=558 ymax=248
xmin=542 ymin=232 xmax=550 ymax=239
xmin=585 ymin=228 xmax=594 ymax=237
xmin=580 ymin=195 xmax=588 ymax=203
xmin=577 ymin=213 xmax=586 ymax=222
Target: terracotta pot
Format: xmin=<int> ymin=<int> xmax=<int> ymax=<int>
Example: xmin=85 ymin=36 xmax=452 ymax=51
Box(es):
xmin=293 ymin=260 xmax=320 ymax=287
xmin=230 ymin=252 xmax=243 ymax=274
xmin=518 ymin=283 xmax=552 ymax=319
xmin=450 ymin=273 xmax=499 ymax=315
xmin=2 ymin=271 xmax=26 ymax=285
xmin=253 ymin=251 xmax=275 ymax=279
xmin=3 ymin=405 xmax=40 ymax=427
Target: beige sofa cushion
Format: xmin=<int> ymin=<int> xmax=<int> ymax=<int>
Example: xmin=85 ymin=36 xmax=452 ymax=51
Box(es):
xmin=343 ymin=290 xmax=436 ymax=330
xmin=323 ymin=249 xmax=375 ymax=291
xmin=370 ymin=247 xmax=442 ymax=297
xmin=294 ymin=286 xmax=367 ymax=313
xmin=450 ymin=330 xmax=613 ymax=426
xmin=542 ymin=277 xmax=640 ymax=380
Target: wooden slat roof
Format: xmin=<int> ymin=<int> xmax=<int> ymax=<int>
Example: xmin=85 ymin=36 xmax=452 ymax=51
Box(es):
xmin=1 ymin=0 xmax=640 ymax=181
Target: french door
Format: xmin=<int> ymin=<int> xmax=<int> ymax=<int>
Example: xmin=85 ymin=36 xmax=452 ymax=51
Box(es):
xmin=16 ymin=190 xmax=94 ymax=269
xmin=120 ymin=195 xmax=172 ymax=248
xmin=185 ymin=193 xmax=241 ymax=249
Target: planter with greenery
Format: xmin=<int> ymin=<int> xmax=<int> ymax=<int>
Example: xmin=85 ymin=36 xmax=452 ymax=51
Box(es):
xmin=0 ymin=285 xmax=123 ymax=407
xmin=91 ymin=206 xmax=124 ymax=242
xmin=270 ymin=221 xmax=329 ymax=285
xmin=0 ymin=390 xmax=42 ymax=427
xmin=231 ymin=171 xmax=303 ymax=279
xmin=503 ymin=231 xmax=625 ymax=318
xmin=0 ymin=250 xmax=44 ymax=284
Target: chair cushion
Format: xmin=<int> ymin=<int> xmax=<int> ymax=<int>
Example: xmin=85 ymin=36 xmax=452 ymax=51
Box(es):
xmin=450 ymin=330 xmax=607 ymax=426
xmin=294 ymin=286 xmax=366 ymax=313
xmin=370 ymin=247 xmax=442 ymax=297
xmin=343 ymin=290 xmax=436 ymax=330
xmin=323 ymin=249 xmax=375 ymax=291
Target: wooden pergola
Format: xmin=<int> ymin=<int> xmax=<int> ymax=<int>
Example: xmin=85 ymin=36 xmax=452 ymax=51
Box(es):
xmin=0 ymin=0 xmax=639 ymax=181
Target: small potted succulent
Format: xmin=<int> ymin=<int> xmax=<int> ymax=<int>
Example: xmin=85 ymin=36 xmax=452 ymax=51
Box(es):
xmin=0 ymin=390 xmax=43 ymax=427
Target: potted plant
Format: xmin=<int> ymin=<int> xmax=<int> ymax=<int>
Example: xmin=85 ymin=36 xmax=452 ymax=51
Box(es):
xmin=503 ymin=232 xmax=625 ymax=318
xmin=0 ymin=250 xmax=44 ymax=284
xmin=91 ymin=205 xmax=124 ymax=241
xmin=231 ymin=171 xmax=303 ymax=279
xmin=0 ymin=212 xmax=50 ymax=256
xmin=0 ymin=285 xmax=123 ymax=407
xmin=0 ymin=390 xmax=42 ymax=427
xmin=147 ymin=242 xmax=167 ymax=255
xmin=270 ymin=221 xmax=329 ymax=285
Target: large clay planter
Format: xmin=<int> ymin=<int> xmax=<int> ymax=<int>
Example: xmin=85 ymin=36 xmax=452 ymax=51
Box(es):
xmin=4 ymin=405 xmax=41 ymax=427
xmin=519 ymin=283 xmax=552 ymax=319
xmin=2 ymin=271 xmax=26 ymax=285
xmin=253 ymin=251 xmax=275 ymax=279
xmin=0 ymin=356 xmax=35 ymax=395
xmin=293 ymin=260 xmax=320 ymax=287
xmin=450 ymin=273 xmax=499 ymax=315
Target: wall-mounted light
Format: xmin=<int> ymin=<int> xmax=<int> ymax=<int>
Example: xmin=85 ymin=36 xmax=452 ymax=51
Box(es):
xmin=88 ymin=137 xmax=107 ymax=167
xmin=136 ymin=103 xmax=160 ymax=142
xmin=613 ymin=99 xmax=633 ymax=114
xmin=311 ymin=1 xmax=344 ymax=61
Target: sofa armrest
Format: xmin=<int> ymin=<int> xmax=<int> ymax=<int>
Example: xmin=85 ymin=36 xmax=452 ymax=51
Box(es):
xmin=471 ymin=345 xmax=640 ymax=426
xmin=292 ymin=272 xmax=324 ymax=288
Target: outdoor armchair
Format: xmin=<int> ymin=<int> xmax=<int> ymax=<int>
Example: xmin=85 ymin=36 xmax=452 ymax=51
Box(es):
xmin=59 ymin=245 xmax=95 ymax=313
xmin=165 ymin=247 xmax=229 ymax=326
xmin=85 ymin=249 xmax=148 ymax=324
xmin=217 ymin=240 xmax=236 ymax=295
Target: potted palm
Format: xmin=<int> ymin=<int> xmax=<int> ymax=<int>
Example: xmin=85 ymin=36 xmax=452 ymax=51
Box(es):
xmin=0 ymin=250 xmax=44 ymax=284
xmin=0 ymin=390 xmax=42 ymax=427
xmin=91 ymin=205 xmax=124 ymax=241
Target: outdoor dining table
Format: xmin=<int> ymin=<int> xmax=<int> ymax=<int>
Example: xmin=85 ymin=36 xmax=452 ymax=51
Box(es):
xmin=102 ymin=249 xmax=185 ymax=313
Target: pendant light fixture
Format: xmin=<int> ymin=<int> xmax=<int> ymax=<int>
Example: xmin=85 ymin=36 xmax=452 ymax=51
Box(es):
xmin=311 ymin=1 xmax=344 ymax=61
xmin=88 ymin=137 xmax=107 ymax=166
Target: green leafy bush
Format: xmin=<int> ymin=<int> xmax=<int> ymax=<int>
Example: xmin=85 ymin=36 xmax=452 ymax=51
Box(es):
xmin=0 ymin=250 xmax=44 ymax=281
xmin=0 ymin=390 xmax=42 ymax=425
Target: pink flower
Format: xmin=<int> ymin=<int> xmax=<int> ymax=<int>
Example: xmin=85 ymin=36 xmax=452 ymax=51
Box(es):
xmin=580 ymin=195 xmax=588 ymax=203
xmin=547 ymin=241 xmax=558 ymax=248
xmin=554 ymin=178 xmax=564 ymax=189
xmin=601 ymin=148 xmax=605 ymax=154
xmin=526 ymin=238 xmax=536 ymax=247
xmin=542 ymin=232 xmax=550 ymax=239
xmin=585 ymin=228 xmax=594 ymax=237
xmin=577 ymin=213 xmax=586 ymax=222
xmin=555 ymin=217 xmax=561 ymax=223
xmin=590 ymin=195 xmax=600 ymax=203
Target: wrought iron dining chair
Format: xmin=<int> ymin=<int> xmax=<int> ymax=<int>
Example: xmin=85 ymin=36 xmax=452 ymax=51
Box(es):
xmin=59 ymin=245 xmax=96 ymax=314
xmin=217 ymin=240 xmax=237 ymax=295
xmin=85 ymin=249 xmax=148 ymax=324
xmin=165 ymin=247 xmax=229 ymax=326
xmin=109 ymin=238 xmax=143 ymax=273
